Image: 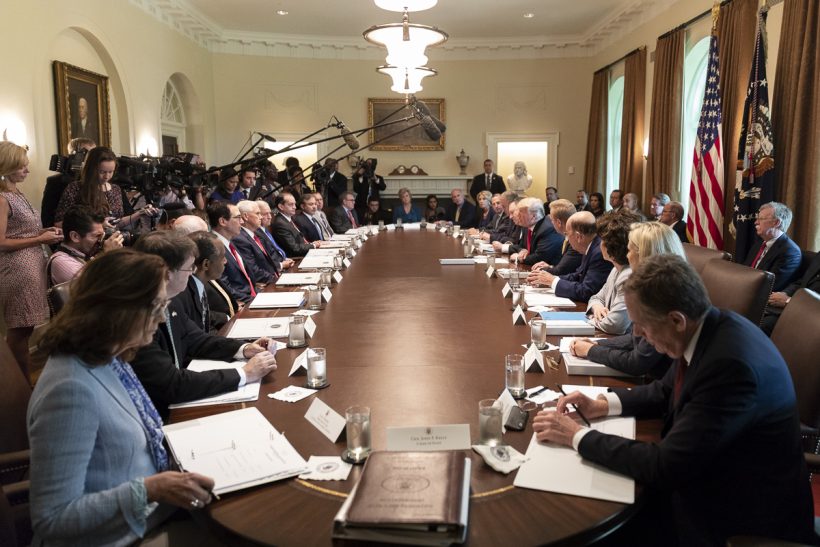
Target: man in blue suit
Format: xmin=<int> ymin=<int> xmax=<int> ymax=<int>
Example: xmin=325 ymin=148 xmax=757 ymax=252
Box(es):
xmin=207 ymin=201 xmax=258 ymax=303
xmin=742 ymin=201 xmax=802 ymax=292
xmin=293 ymin=193 xmax=325 ymax=242
xmin=528 ymin=211 xmax=612 ymax=302
xmin=533 ymin=255 xmax=816 ymax=545
xmin=508 ymin=197 xmax=563 ymax=266
xmin=233 ymin=200 xmax=284 ymax=284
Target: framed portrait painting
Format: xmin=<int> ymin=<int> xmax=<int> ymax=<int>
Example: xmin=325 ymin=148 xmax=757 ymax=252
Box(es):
xmin=52 ymin=61 xmax=111 ymax=153
xmin=367 ymin=97 xmax=445 ymax=151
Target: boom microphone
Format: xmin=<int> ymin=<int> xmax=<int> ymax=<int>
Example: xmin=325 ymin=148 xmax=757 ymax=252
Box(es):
xmin=418 ymin=115 xmax=443 ymax=141
xmin=408 ymin=95 xmax=447 ymax=139
xmin=256 ymin=132 xmax=277 ymax=142
xmin=337 ymin=120 xmax=360 ymax=151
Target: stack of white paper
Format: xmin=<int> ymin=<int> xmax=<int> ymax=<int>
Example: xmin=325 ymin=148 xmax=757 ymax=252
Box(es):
xmin=562 ymin=352 xmax=629 ymax=377
xmin=331 ymin=234 xmax=357 ymax=240
xmin=226 ymin=317 xmax=290 ymax=339
xmin=513 ymin=417 xmax=636 ymax=503
xmin=298 ymin=255 xmax=334 ymax=269
xmin=168 ymin=360 xmax=260 ymax=409
xmin=524 ymin=292 xmax=577 ymax=308
xmin=276 ymin=272 xmax=321 ymax=285
xmin=248 ymin=292 xmax=305 ymax=309
xmin=163 ymin=407 xmax=307 ymax=495
xmin=315 ymin=240 xmax=348 ymax=248
xmin=305 ymin=248 xmax=342 ymax=257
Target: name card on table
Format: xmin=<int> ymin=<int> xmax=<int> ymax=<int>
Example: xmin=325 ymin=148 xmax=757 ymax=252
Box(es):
xmin=343 ymin=258 xmax=352 ymax=268
xmin=385 ymin=424 xmax=471 ymax=451
xmin=439 ymin=227 xmax=447 ymax=233
xmin=485 ymin=266 xmax=495 ymax=278
xmin=502 ymin=283 xmax=512 ymax=298
xmin=305 ymin=398 xmax=346 ymax=443
xmin=524 ymin=344 xmax=545 ymax=372
xmin=496 ymin=388 xmax=518 ymax=433
xmin=289 ymin=348 xmax=310 ymax=376
xmin=305 ymin=316 xmax=317 ymax=338
xmin=321 ymin=287 xmax=333 ymax=303
xmin=512 ymin=306 xmax=527 ymax=325
xmin=333 ymin=271 xmax=343 ymax=283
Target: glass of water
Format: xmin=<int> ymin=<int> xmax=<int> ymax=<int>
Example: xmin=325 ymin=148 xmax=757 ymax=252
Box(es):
xmin=342 ymin=406 xmax=371 ymax=464
xmin=287 ymin=315 xmax=307 ymax=348
xmin=478 ymin=399 xmax=503 ymax=446
xmin=505 ymin=354 xmax=526 ymax=399
xmin=530 ymin=318 xmax=547 ymax=349
xmin=306 ymin=285 xmax=322 ymax=310
xmin=307 ymin=347 xmax=328 ymax=388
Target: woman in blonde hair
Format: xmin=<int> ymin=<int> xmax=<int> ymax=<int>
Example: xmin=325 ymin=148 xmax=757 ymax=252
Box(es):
xmin=570 ymin=221 xmax=685 ymax=377
xmin=0 ymin=141 xmax=62 ymax=380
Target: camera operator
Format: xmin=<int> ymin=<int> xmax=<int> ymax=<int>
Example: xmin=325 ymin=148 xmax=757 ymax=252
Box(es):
xmin=46 ymin=205 xmax=123 ymax=286
xmin=54 ymin=147 xmax=158 ymax=233
xmin=41 ymin=137 xmax=95 ymax=228
xmin=352 ymin=157 xmax=386 ymax=217
xmin=312 ymin=158 xmax=348 ymax=208
xmin=276 ymin=156 xmax=300 ymax=189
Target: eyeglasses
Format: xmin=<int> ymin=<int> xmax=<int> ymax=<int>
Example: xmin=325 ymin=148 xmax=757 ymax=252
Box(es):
xmin=177 ymin=265 xmax=198 ymax=275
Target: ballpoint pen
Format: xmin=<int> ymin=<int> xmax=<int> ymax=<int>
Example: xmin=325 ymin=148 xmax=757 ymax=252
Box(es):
xmin=556 ymin=384 xmax=592 ymax=427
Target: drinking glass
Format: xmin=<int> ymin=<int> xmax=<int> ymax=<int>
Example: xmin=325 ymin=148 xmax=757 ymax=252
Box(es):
xmin=530 ymin=318 xmax=547 ymax=349
xmin=342 ymin=406 xmax=371 ymax=464
xmin=287 ymin=315 xmax=307 ymax=348
xmin=396 ymin=217 xmax=403 ymax=229
xmin=307 ymin=347 xmax=328 ymax=388
xmin=505 ymin=354 xmax=525 ymax=399
xmin=478 ymin=399 xmax=503 ymax=446
xmin=487 ymin=255 xmax=496 ymax=270
xmin=306 ymin=285 xmax=322 ymax=310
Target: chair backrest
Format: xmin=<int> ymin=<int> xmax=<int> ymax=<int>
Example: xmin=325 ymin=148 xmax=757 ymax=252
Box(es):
xmin=700 ymin=259 xmax=774 ymax=325
xmin=796 ymin=249 xmax=817 ymax=280
xmin=46 ymin=280 xmax=72 ymax=317
xmin=683 ymin=242 xmax=732 ymax=274
xmin=770 ymin=289 xmax=820 ymax=430
xmin=0 ymin=339 xmax=32 ymax=454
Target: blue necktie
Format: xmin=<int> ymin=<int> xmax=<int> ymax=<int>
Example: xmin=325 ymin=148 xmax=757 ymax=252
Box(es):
xmin=260 ymin=229 xmax=287 ymax=260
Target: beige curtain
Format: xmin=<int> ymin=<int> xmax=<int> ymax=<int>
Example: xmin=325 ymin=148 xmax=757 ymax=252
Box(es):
xmin=618 ymin=48 xmax=647 ymax=198
xmin=716 ymin=0 xmax=758 ymax=255
xmin=646 ymin=29 xmax=684 ymax=204
xmin=583 ymin=70 xmax=609 ymax=195
xmin=772 ymin=0 xmax=820 ymax=251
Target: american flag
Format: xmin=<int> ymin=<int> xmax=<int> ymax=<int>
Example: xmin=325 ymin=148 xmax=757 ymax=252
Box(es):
xmin=687 ymin=34 xmax=725 ymax=250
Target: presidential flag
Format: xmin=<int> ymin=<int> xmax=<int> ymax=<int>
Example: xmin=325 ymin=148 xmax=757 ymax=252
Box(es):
xmin=733 ymin=12 xmax=775 ymax=264
xmin=687 ymin=34 xmax=725 ymax=250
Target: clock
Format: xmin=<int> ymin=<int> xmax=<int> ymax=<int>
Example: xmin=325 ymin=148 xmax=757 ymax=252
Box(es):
xmin=397 ymin=165 xmax=406 ymax=174
xmin=410 ymin=165 xmax=420 ymax=174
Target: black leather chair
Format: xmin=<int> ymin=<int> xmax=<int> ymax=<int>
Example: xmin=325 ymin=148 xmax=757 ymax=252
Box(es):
xmin=683 ymin=242 xmax=732 ymax=275
xmin=700 ymin=258 xmax=774 ymax=326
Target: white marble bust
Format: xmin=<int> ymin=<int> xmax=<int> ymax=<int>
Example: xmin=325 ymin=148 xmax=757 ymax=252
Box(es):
xmin=507 ymin=161 xmax=533 ymax=194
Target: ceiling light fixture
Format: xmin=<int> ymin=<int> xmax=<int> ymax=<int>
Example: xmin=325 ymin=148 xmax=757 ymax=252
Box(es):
xmin=276 ymin=9 xmax=288 ymax=16
xmin=374 ymin=0 xmax=438 ymax=12
xmin=523 ymin=13 xmax=535 ymax=19
xmin=376 ymin=65 xmax=437 ymax=94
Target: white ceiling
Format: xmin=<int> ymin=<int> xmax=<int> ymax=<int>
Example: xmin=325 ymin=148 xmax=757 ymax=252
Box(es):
xmin=135 ymin=0 xmax=679 ymax=59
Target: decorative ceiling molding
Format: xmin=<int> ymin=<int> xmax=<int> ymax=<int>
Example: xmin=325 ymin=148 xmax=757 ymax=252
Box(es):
xmin=131 ymin=0 xmax=680 ymax=60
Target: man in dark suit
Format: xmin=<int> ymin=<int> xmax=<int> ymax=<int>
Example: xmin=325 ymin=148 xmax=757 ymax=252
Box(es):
xmin=320 ymin=158 xmax=348 ymax=209
xmin=207 ymin=201 xmax=257 ymax=303
xmin=529 ymin=198 xmax=584 ymax=276
xmin=761 ymin=251 xmax=820 ymax=335
xmin=468 ymin=159 xmax=505 ymax=202
xmin=508 ymin=198 xmax=563 ymax=266
xmin=173 ymin=231 xmax=231 ymax=333
xmin=528 ymin=211 xmax=612 ymax=302
xmin=660 ymin=201 xmax=688 ymax=243
xmin=131 ymin=231 xmax=277 ymax=417
xmin=742 ymin=202 xmax=802 ymax=292
xmin=271 ymin=192 xmax=321 ymax=257
xmin=444 ymin=188 xmax=477 ymax=228
xmin=361 ymin=196 xmax=392 ymax=225
xmin=352 ymin=158 xmax=386 ymax=215
xmin=533 ymin=255 xmax=816 ymax=545
xmin=233 ymin=200 xmax=283 ymax=284
xmin=329 ymin=191 xmax=360 ymax=233
xmin=292 ymin=193 xmax=325 ymax=242
xmin=237 ymin=166 xmax=261 ymax=201
xmin=41 ymin=138 xmax=95 ymax=228
xmin=492 ymin=199 xmax=525 ymax=255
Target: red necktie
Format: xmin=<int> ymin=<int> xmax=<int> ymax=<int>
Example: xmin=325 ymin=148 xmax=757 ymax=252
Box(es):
xmin=229 ymin=243 xmax=256 ymax=297
xmin=673 ymin=358 xmax=687 ymax=403
xmin=252 ymin=234 xmax=269 ymax=256
xmin=751 ymin=242 xmax=767 ymax=268
xmin=526 ymin=228 xmax=533 ymax=251
xmin=346 ymin=209 xmax=358 ymax=228
xmin=290 ymin=220 xmax=310 ymax=244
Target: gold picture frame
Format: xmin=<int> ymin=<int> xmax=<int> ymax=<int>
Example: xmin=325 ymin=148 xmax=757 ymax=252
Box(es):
xmin=53 ymin=61 xmax=111 ymax=153
xmin=367 ymin=97 xmax=445 ymax=151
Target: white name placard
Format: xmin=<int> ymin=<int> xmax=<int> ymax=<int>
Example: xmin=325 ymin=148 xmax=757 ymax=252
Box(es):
xmin=304 ymin=398 xmax=346 ymax=443
xmin=385 ymin=424 xmax=471 ymax=451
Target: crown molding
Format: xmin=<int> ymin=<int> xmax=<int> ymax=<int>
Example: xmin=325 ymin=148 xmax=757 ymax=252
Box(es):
xmin=132 ymin=0 xmax=680 ymax=60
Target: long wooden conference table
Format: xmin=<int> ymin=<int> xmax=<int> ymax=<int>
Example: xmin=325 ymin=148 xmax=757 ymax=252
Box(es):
xmin=170 ymin=228 xmax=661 ymax=546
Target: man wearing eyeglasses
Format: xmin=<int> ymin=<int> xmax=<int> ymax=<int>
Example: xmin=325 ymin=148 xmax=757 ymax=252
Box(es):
xmin=131 ymin=231 xmax=277 ymax=418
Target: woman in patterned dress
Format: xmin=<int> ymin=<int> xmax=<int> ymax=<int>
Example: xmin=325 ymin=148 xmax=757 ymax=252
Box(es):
xmin=0 ymin=141 xmax=62 ymax=380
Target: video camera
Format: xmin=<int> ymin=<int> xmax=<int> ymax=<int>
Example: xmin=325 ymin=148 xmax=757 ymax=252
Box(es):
xmin=113 ymin=153 xmax=219 ymax=198
xmin=49 ymin=148 xmax=89 ymax=175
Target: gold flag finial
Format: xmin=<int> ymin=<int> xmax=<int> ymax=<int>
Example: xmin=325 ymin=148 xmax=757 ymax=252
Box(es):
xmin=711 ymin=0 xmax=721 ymax=33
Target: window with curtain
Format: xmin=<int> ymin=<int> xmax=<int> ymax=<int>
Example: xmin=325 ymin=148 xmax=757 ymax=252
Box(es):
xmin=679 ymin=36 xmax=710 ymax=213
xmin=606 ymin=76 xmax=625 ymax=198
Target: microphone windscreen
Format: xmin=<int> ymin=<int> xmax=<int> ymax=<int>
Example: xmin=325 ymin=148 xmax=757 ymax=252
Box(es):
xmin=339 ymin=122 xmax=360 ymax=151
xmin=419 ymin=115 xmax=442 ymax=141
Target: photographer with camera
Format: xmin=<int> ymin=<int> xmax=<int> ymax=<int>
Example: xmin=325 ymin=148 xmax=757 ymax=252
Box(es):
xmin=313 ymin=158 xmax=347 ymax=208
xmin=46 ymin=205 xmax=123 ymax=286
xmin=42 ymin=137 xmax=95 ymax=228
xmin=54 ymin=147 xmax=158 ymax=234
xmin=352 ymin=157 xmax=386 ymax=217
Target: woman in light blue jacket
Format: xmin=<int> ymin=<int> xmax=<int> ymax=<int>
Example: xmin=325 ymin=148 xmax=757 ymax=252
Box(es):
xmin=28 ymin=249 xmax=215 ymax=546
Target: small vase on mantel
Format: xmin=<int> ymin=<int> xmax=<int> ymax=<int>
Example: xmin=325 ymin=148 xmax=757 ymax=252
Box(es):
xmin=456 ymin=149 xmax=470 ymax=175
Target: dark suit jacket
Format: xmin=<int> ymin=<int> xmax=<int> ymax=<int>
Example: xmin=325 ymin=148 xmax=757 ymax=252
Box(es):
xmin=352 ymin=174 xmax=386 ymax=211
xmin=173 ymin=277 xmax=209 ymax=333
xmin=761 ymin=251 xmax=820 ymax=335
xmin=41 ymin=173 xmax=74 ymax=228
xmin=362 ymin=208 xmax=392 ymax=225
xmin=293 ymin=212 xmax=323 ymax=242
xmin=587 ymin=333 xmax=672 ymax=379
xmin=325 ymin=172 xmax=348 ymax=209
xmin=130 ymin=300 xmax=244 ymax=418
xmin=743 ymin=233 xmax=802 ymax=292
xmin=671 ymin=220 xmax=688 ymax=243
xmin=328 ymin=206 xmax=359 ymax=234
xmin=468 ymin=173 xmax=505 ymax=201
xmin=232 ymin=228 xmax=280 ymax=283
xmin=509 ymin=217 xmax=563 ymax=266
xmin=578 ymin=309 xmax=815 ymax=545
xmin=546 ymin=240 xmax=584 ymax=276
xmin=272 ymin=214 xmax=312 ymax=257
xmin=555 ymin=236 xmax=613 ymax=302
xmin=444 ymin=200 xmax=477 ymax=228
xmin=219 ymin=239 xmax=255 ymax=304
xmin=206 ymin=279 xmax=237 ymax=329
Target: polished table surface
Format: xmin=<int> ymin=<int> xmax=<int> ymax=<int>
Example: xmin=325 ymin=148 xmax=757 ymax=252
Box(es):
xmin=170 ymin=229 xmax=660 ymax=546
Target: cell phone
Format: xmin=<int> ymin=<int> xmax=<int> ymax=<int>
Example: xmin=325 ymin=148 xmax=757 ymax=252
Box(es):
xmin=505 ymin=405 xmax=529 ymax=431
